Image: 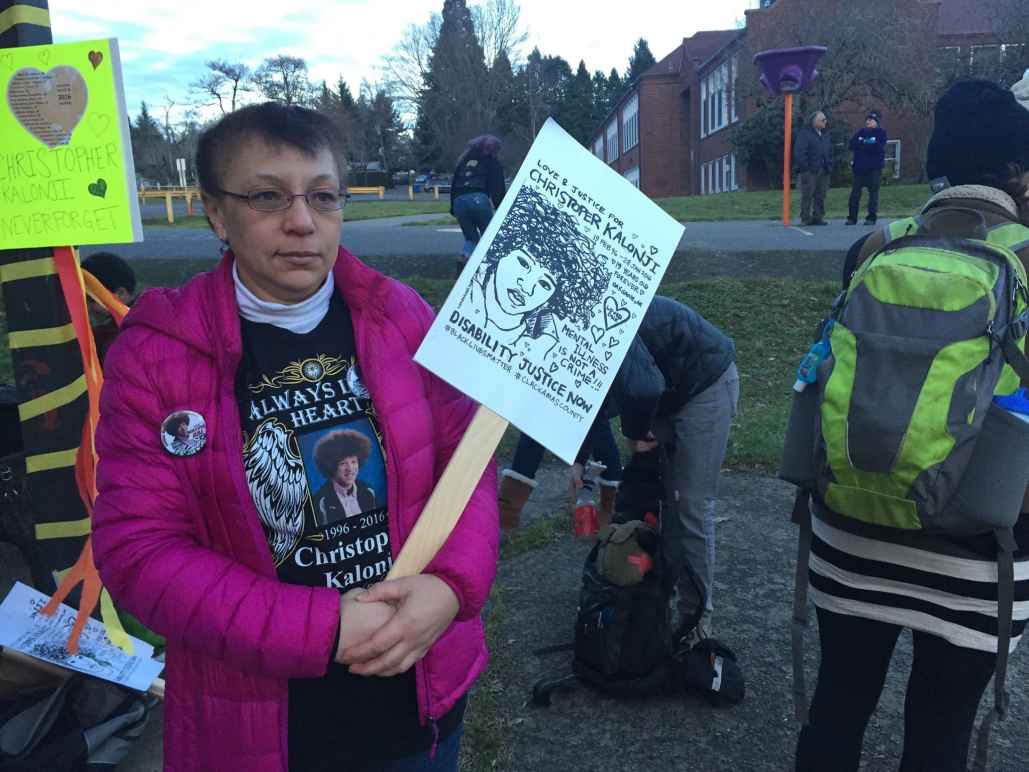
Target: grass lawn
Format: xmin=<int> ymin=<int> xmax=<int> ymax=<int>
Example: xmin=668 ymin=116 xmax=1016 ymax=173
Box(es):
xmin=142 ymin=200 xmax=450 ymax=228
xmin=402 ymin=216 xmax=458 ymax=227
xmin=656 ymin=182 xmax=929 ymax=222
xmin=0 ymin=259 xmax=833 ymax=472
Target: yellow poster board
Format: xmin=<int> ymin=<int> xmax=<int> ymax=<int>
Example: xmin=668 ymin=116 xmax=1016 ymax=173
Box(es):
xmin=0 ymin=38 xmax=142 ymax=250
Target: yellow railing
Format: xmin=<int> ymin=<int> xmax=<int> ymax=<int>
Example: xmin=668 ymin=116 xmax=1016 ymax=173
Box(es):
xmin=137 ymin=187 xmax=199 ymax=224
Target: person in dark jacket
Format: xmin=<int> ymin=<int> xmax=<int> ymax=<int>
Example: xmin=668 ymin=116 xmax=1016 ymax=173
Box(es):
xmin=81 ymin=251 xmax=136 ymax=363
xmin=451 ymin=134 xmax=506 ymax=272
xmin=794 ymin=111 xmax=832 ymax=226
xmin=580 ymin=296 xmax=738 ymax=640
xmin=846 ymin=111 xmax=888 ymax=226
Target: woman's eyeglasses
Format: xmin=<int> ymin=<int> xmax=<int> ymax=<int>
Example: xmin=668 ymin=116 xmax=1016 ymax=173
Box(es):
xmin=216 ymin=188 xmax=346 ymax=213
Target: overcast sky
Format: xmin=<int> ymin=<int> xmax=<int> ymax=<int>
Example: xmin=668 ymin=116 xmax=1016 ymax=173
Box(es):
xmin=49 ymin=0 xmax=758 ymax=123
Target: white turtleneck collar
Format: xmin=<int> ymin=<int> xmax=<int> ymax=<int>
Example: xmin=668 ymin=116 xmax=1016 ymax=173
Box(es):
xmin=233 ymin=262 xmax=334 ymax=334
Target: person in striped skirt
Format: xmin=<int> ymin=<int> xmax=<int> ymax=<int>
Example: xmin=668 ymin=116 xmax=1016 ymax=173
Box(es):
xmin=796 ymin=78 xmax=1029 ymax=771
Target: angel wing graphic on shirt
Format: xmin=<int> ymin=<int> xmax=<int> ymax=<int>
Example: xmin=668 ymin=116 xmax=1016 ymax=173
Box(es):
xmin=243 ymin=418 xmax=309 ymax=566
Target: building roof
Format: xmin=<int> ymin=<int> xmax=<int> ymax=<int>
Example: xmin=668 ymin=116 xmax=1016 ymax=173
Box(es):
xmin=642 ymin=41 xmax=686 ymax=78
xmin=683 ymin=29 xmax=743 ymax=69
xmin=936 ymin=0 xmax=995 ymax=37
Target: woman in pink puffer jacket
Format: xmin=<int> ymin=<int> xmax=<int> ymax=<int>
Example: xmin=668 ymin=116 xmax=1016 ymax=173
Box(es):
xmin=92 ymin=102 xmax=498 ymax=772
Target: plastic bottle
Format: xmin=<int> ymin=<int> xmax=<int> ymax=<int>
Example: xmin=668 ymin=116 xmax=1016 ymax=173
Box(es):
xmin=573 ymin=461 xmax=606 ymax=538
xmin=793 ymin=320 xmax=834 ymax=393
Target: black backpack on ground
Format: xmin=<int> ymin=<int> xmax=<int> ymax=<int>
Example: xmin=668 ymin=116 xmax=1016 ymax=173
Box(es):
xmin=531 ymin=447 xmax=744 ymax=707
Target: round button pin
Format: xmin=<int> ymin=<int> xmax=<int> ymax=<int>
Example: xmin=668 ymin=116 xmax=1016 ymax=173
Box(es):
xmin=161 ymin=410 xmax=207 ymax=457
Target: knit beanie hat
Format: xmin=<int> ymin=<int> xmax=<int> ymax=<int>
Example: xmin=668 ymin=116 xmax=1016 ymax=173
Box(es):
xmin=926 ymin=79 xmax=1029 ymax=186
xmin=1013 ymin=69 xmax=1029 ymax=112
xmin=866 ymin=110 xmax=881 ymax=124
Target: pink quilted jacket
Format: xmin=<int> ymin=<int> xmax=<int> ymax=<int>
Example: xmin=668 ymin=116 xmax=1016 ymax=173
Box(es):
xmin=92 ymin=248 xmax=498 ymax=771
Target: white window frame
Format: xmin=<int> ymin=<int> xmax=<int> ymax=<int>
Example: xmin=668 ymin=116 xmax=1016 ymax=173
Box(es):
xmin=723 ymin=154 xmax=733 ymax=192
xmin=970 ymin=43 xmax=1001 ymax=72
xmin=605 ymin=119 xmax=618 ymax=163
xmin=700 ymin=80 xmax=709 ymax=138
xmin=730 ymin=152 xmax=739 ymax=190
xmin=623 ymin=165 xmax=640 ymax=188
xmin=622 ymin=93 xmax=640 ymax=153
xmin=701 ymin=62 xmax=730 ymax=137
xmin=884 ymin=140 xmax=901 ymax=179
xmin=731 ymin=54 xmax=739 ymax=123
xmin=593 ymin=136 xmax=603 ymax=159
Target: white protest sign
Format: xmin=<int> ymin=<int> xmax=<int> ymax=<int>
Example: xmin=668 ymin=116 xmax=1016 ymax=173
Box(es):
xmin=0 ymin=582 xmax=164 ymax=694
xmin=415 ymin=118 xmax=684 ymax=463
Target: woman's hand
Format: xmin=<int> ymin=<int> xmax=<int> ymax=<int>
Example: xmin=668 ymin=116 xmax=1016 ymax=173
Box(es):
xmin=335 ymin=588 xmax=396 ymax=664
xmin=339 ymin=575 xmax=460 ymax=677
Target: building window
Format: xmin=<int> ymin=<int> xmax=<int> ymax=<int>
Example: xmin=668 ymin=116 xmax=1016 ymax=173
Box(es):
xmin=622 ymin=93 xmax=640 ymax=153
xmin=623 ymin=166 xmax=640 ymax=188
xmin=731 ymin=53 xmax=739 ymax=123
xmin=605 ymin=119 xmax=618 ymax=163
xmin=701 ymin=154 xmax=738 ymax=195
xmin=935 ymin=46 xmax=963 ymax=79
xmin=593 ymin=136 xmax=603 ymax=159
xmin=701 ymin=80 xmax=708 ymax=138
xmin=701 ymin=62 xmax=730 ymax=137
xmin=970 ymin=44 xmax=1001 ymax=76
xmin=884 ymin=140 xmax=901 ymax=179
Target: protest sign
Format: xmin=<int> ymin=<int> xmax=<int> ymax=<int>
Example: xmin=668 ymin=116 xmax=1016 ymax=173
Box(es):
xmin=0 ymin=582 xmax=164 ymax=695
xmin=0 ymin=38 xmax=142 ymax=249
xmin=416 ymin=118 xmax=684 ymax=463
xmin=388 ymin=119 xmax=683 ymax=579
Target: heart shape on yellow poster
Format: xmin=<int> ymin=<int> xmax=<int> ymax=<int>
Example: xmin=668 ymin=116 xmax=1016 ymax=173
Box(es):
xmin=6 ymin=65 xmax=88 ymax=149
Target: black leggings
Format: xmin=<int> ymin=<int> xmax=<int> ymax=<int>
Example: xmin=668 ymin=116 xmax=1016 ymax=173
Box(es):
xmin=795 ymin=607 xmax=996 ymax=772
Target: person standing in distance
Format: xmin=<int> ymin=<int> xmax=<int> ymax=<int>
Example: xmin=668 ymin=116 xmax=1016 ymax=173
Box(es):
xmin=846 ymin=111 xmax=888 ymax=226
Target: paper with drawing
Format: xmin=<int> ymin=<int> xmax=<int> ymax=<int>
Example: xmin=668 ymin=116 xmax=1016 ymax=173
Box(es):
xmin=0 ymin=582 xmax=163 ymax=693
xmin=415 ymin=119 xmax=684 ymax=462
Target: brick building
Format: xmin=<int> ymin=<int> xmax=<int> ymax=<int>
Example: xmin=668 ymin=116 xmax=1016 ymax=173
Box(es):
xmin=588 ymin=0 xmax=1023 ymax=198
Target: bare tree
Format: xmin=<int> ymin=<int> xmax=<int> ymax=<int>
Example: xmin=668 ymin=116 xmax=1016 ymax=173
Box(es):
xmin=191 ymin=60 xmax=252 ymax=114
xmin=380 ymin=15 xmax=441 ymax=116
xmin=252 ymin=55 xmax=311 ymax=106
xmin=472 ymin=0 xmax=527 ymax=68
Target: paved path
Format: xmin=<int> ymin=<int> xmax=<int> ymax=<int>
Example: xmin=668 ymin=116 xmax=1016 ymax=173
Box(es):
xmin=79 ymin=215 xmax=882 ymax=262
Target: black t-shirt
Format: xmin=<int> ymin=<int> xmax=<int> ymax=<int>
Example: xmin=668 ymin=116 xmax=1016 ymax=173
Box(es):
xmin=235 ymin=294 xmax=462 ymax=769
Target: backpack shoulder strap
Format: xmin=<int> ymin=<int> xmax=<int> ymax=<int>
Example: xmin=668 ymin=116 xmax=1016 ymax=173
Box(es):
xmin=971 ymin=527 xmax=1017 ymax=772
xmin=791 ymin=489 xmax=813 ymax=723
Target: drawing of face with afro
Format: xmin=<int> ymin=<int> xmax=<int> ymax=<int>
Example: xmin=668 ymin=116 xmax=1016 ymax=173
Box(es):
xmin=479 ymin=186 xmax=610 ymax=331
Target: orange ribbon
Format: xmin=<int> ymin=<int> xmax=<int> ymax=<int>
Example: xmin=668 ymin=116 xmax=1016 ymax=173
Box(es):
xmin=39 ymin=248 xmax=126 ymax=654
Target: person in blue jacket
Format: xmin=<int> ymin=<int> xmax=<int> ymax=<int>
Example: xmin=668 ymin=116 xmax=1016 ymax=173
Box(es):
xmin=846 ymin=111 xmax=888 ymax=226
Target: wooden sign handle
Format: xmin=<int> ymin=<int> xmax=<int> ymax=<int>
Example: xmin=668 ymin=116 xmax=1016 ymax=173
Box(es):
xmin=386 ymin=405 xmax=508 ymax=579
xmin=1 ymin=646 xmax=166 ymax=700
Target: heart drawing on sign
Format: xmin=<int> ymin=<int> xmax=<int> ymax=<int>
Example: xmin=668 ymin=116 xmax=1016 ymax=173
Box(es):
xmin=7 ymin=66 xmax=88 ymax=148
xmin=38 ymin=49 xmax=51 ymax=66
xmin=608 ymin=337 xmax=618 ymax=348
xmin=590 ymin=325 xmax=605 ymax=345
xmin=575 ymin=379 xmax=582 ymax=388
xmin=88 ymin=112 xmax=111 ymax=136
xmin=602 ymin=297 xmax=631 ymax=331
xmin=549 ymin=362 xmax=559 ymax=374
xmin=88 ymin=178 xmax=107 ymax=198
xmin=605 ymin=351 xmax=613 ymax=361
xmin=88 ymin=51 xmax=104 ymax=70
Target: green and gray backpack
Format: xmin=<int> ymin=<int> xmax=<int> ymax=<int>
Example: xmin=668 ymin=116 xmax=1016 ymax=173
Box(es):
xmin=783 ymin=207 xmax=1029 ymax=769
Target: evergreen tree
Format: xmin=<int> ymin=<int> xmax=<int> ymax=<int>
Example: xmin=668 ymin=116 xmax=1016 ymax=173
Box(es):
xmin=130 ymin=102 xmax=172 ymax=183
xmin=489 ymin=51 xmax=519 ymax=136
xmin=417 ymin=0 xmax=490 ymax=167
xmin=591 ymin=69 xmax=610 ymax=122
xmin=558 ymin=60 xmax=595 ymax=144
xmin=625 ymin=38 xmax=657 ymax=84
xmin=606 ymin=68 xmax=624 ymax=109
